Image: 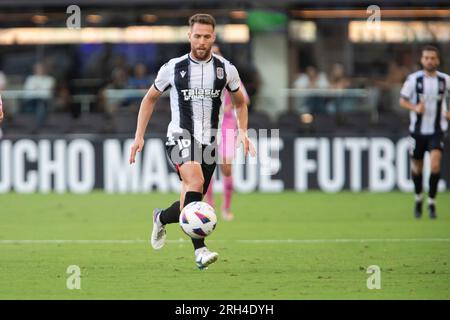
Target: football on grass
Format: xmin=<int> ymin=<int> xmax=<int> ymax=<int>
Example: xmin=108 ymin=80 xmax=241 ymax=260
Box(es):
xmin=179 ymin=201 xmax=217 ymax=239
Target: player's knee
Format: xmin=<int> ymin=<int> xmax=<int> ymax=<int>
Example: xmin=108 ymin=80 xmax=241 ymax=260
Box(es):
xmin=431 ymin=162 xmax=441 ymax=173
xmin=412 ymin=167 xmax=423 ymax=175
xmin=411 ymin=160 xmax=423 ymax=174
xmin=221 ymin=165 xmax=232 ymax=177
xmin=186 ymin=177 xmax=204 ymax=192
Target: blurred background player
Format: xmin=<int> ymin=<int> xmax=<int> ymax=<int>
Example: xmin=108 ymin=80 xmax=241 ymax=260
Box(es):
xmin=0 ymin=94 xmax=3 ymax=139
xmin=0 ymin=70 xmax=5 ymax=127
xmin=0 ymin=94 xmax=3 ymax=123
xmin=400 ymin=45 xmax=450 ymax=219
xmin=23 ymin=62 xmax=55 ymax=127
xmin=204 ymin=44 xmax=250 ymax=221
xmin=129 ymin=14 xmax=255 ymax=269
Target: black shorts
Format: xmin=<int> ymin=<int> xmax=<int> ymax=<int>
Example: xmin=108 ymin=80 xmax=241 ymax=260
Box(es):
xmin=165 ymin=137 xmax=218 ymax=195
xmin=409 ymin=132 xmax=445 ymax=160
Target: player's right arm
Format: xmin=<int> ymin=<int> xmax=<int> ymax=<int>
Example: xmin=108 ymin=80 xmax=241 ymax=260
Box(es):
xmin=129 ymin=85 xmax=162 ymax=164
xmin=130 ymin=61 xmax=172 ymax=164
xmin=399 ymin=75 xmax=424 ymax=114
xmin=400 ymin=97 xmax=425 ymax=114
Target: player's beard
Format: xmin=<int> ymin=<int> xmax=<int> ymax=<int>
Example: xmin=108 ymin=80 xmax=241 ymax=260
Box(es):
xmin=192 ymin=46 xmax=211 ymax=61
xmin=423 ymin=64 xmax=437 ymax=73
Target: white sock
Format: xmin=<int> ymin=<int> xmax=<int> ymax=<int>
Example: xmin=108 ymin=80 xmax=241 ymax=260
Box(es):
xmin=415 ymin=194 xmax=423 ymax=202
xmin=428 ymin=198 xmax=435 ymax=205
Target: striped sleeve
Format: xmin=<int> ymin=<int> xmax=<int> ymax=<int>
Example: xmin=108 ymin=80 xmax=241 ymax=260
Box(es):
xmin=226 ymin=64 xmax=241 ymax=92
xmin=153 ymin=62 xmax=171 ymax=92
xmin=400 ymin=75 xmax=414 ymax=101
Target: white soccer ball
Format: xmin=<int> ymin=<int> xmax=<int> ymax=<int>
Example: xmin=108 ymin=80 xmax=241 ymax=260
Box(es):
xmin=179 ymin=201 xmax=217 ymax=239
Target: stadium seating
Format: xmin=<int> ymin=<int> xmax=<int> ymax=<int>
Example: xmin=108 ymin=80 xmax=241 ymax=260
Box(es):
xmin=38 ymin=113 xmax=78 ymax=134
xmin=248 ymin=110 xmax=273 ymax=130
xmin=276 ymin=110 xmax=302 ymax=135
xmin=336 ymin=111 xmax=373 ymax=134
xmin=70 ymin=113 xmax=112 ymax=134
xmin=2 ymin=113 xmax=39 ymax=136
xmin=110 ymin=111 xmax=137 ymax=134
xmin=310 ymin=114 xmax=338 ymax=134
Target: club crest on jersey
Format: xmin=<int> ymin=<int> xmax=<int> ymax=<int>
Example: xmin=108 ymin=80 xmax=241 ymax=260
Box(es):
xmin=216 ymin=67 xmax=224 ymax=80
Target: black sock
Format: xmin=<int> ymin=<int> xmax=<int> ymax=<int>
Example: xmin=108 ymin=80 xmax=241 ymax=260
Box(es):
xmin=183 ymin=191 xmax=203 ymax=207
xmin=159 ymin=201 xmax=181 ymax=225
xmin=429 ymin=172 xmax=440 ymax=200
xmin=192 ymin=238 xmax=206 ymax=250
xmin=412 ymin=172 xmax=423 ymax=200
xmin=184 ymin=191 xmax=206 ymax=250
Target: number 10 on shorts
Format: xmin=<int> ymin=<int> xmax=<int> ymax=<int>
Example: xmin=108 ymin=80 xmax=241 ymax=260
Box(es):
xmin=177 ymin=139 xmax=191 ymax=149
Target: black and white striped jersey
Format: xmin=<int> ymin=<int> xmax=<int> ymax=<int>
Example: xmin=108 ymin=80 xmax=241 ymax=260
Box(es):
xmin=153 ymin=53 xmax=241 ymax=145
xmin=400 ymin=70 xmax=450 ymax=135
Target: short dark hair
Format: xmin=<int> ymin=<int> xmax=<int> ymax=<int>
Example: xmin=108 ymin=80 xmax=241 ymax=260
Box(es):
xmin=189 ymin=13 xmax=216 ymax=30
xmin=422 ymin=45 xmax=440 ymax=57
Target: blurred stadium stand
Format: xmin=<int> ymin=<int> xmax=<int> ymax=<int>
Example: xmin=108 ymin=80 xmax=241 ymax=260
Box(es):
xmin=0 ymin=0 xmax=449 ymax=136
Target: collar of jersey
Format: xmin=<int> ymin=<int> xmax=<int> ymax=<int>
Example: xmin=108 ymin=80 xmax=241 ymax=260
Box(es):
xmin=424 ymin=73 xmax=438 ymax=78
xmin=421 ymin=70 xmax=439 ymax=78
xmin=189 ymin=53 xmax=213 ymax=65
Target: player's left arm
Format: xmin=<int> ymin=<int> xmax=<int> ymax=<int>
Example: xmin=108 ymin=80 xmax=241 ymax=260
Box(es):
xmin=446 ymin=76 xmax=450 ymax=120
xmin=231 ymin=88 xmax=256 ymax=157
xmin=226 ymin=63 xmax=256 ymax=157
xmin=0 ymin=94 xmax=3 ymax=123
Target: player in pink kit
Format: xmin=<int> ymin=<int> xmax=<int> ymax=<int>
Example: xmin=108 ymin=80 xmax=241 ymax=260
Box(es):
xmin=205 ymin=45 xmax=250 ymax=221
xmin=0 ymin=94 xmax=4 ymax=122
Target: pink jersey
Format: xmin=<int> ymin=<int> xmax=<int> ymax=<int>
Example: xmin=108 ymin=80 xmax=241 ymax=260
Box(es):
xmin=221 ymin=82 xmax=249 ymax=129
xmin=219 ymin=82 xmax=249 ymax=158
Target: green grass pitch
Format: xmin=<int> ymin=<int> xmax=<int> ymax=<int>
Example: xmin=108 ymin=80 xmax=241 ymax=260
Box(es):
xmin=0 ymin=191 xmax=449 ymax=299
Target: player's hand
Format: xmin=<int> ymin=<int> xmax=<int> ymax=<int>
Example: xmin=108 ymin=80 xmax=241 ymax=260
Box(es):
xmin=0 ymin=110 xmax=3 ymax=123
xmin=236 ymin=129 xmax=256 ymax=157
xmin=446 ymin=110 xmax=450 ymax=121
xmin=415 ymin=101 xmax=425 ymax=114
xmin=129 ymin=136 xmax=144 ymax=164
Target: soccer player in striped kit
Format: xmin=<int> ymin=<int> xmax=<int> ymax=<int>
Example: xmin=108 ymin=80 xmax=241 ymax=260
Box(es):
xmin=204 ymin=44 xmax=250 ymax=221
xmin=400 ymin=45 xmax=450 ymax=219
xmin=129 ymin=14 xmax=255 ymax=269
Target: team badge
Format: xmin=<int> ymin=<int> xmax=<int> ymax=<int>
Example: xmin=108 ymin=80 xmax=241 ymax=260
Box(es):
xmin=216 ymin=67 xmax=224 ymax=79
